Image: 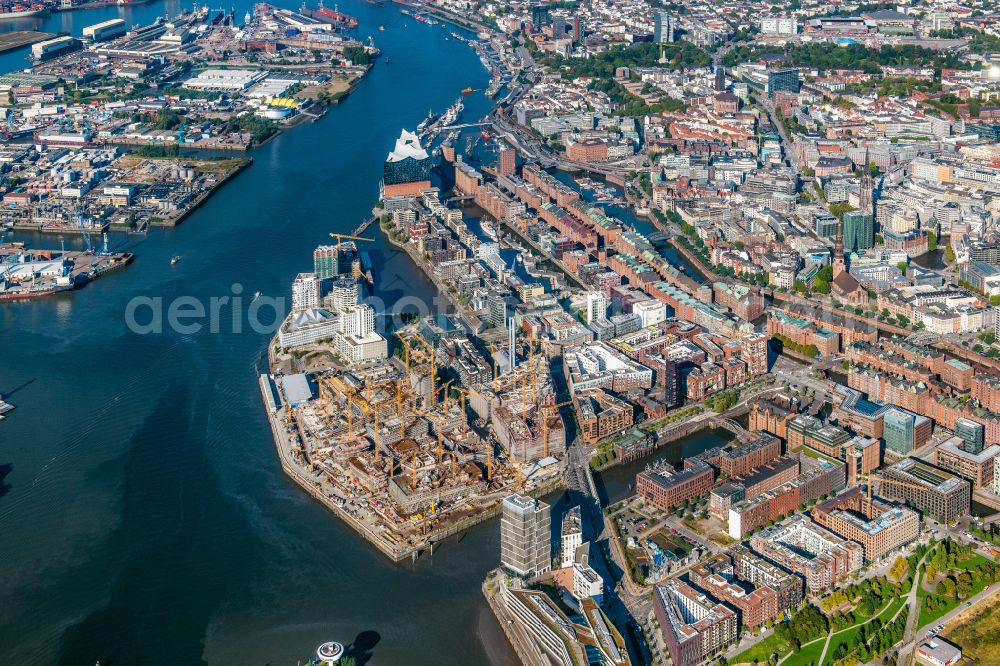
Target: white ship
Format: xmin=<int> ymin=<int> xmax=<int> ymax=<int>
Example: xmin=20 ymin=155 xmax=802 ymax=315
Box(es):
xmin=481 ymin=218 xmax=499 ymax=241
xmin=0 ymin=395 xmax=14 ymax=421
xmin=438 ymin=97 xmax=464 ymax=127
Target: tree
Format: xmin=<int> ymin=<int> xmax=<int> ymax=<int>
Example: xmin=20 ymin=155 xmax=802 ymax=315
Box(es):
xmin=897 ymin=261 xmax=908 ymax=274
xmin=889 ymin=557 xmax=909 ymax=581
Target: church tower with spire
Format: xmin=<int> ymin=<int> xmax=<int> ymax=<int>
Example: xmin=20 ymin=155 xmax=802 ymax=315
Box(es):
xmin=833 ymin=217 xmax=846 ymax=277
xmin=860 ymin=147 xmax=874 ymax=215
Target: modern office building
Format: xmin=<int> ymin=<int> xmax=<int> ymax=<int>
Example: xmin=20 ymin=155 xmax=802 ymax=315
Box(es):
xmin=487 ymin=291 xmax=508 ymax=328
xmin=934 ymin=436 xmax=999 ymax=488
xmin=766 ymin=68 xmax=799 ymax=97
xmin=843 ymin=209 xmax=874 ymax=253
xmin=572 ymin=563 xmax=604 ymax=602
xmin=954 ymin=418 xmax=985 ymax=454
xmin=637 ymin=459 xmax=714 ymax=511
xmin=561 ymin=506 xmax=583 ymax=568
xmin=500 ymin=494 xmax=552 ymax=577
xmin=586 ymin=290 xmax=608 ymax=325
xmin=883 ymin=408 xmax=931 ymax=455
xmin=876 ymin=458 xmax=971 ymax=523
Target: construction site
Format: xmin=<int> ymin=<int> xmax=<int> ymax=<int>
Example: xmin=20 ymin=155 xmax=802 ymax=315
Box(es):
xmin=262 ymin=319 xmax=569 ymax=561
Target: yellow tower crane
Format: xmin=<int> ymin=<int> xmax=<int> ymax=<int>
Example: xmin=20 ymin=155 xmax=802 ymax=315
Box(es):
xmin=411 ymin=331 xmax=437 ymax=403
xmin=436 ymin=379 xmax=454 ymax=409
xmin=861 ymin=474 xmax=932 ymax=520
xmin=327 ymin=232 xmax=373 ymax=251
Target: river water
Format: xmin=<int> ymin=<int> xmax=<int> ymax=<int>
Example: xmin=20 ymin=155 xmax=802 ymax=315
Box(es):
xmin=0 ymin=2 xmax=528 ymax=664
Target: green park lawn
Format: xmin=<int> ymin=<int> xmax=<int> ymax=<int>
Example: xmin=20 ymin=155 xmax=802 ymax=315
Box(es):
xmin=917 ymin=553 xmax=992 ymax=627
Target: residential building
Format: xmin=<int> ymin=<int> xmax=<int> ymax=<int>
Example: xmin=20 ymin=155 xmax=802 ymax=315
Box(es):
xmin=501 ymin=494 xmax=552 ymax=577
xmin=750 ymin=516 xmax=863 ymax=594
xmin=811 ymin=488 xmax=920 ymax=561
xmin=637 ymin=459 xmax=714 ymax=511
xmin=654 ymin=581 xmax=737 ymax=666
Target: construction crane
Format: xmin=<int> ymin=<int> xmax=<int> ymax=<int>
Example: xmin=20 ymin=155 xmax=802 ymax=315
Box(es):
xmin=454 ymin=385 xmax=491 ymax=432
xmin=411 ymin=331 xmax=437 ymax=402
xmin=435 ymin=379 xmax=454 ymax=409
xmin=413 ymin=407 xmax=446 ymax=465
xmin=862 ymin=474 xmax=930 ymax=520
xmin=328 ymin=232 xmax=373 ymax=251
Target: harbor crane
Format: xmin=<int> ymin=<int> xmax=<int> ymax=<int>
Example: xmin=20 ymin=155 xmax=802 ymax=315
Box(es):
xmin=328 ymin=232 xmax=373 ymax=251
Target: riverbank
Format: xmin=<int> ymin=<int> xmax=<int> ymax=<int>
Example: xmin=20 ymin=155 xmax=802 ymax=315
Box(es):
xmin=381 ymin=217 xmax=470 ymax=317
xmin=394 ymin=0 xmax=492 ymax=34
xmin=153 ymin=157 xmax=252 ymax=227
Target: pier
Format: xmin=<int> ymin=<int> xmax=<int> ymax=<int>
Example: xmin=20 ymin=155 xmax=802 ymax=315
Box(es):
xmin=353 ymin=212 xmax=379 ymax=236
xmin=0 ymin=31 xmax=54 ymax=54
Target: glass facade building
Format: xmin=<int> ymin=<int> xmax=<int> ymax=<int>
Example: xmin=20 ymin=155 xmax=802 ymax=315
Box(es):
xmin=843 ymin=210 xmax=874 ymax=253
xmin=883 ymin=408 xmax=916 ymax=455
xmin=766 ymin=68 xmax=799 ymax=97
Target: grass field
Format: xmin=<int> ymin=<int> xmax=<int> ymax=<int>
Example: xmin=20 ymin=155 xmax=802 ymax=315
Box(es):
xmin=732 ymin=632 xmax=792 ymax=664
xmin=946 ymin=594 xmax=1000 ymax=664
xmin=783 ymin=639 xmax=824 ymax=666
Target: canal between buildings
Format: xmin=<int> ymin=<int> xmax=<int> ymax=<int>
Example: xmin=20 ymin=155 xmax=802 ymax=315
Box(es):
xmin=0 ymin=3 xmax=722 ymax=663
